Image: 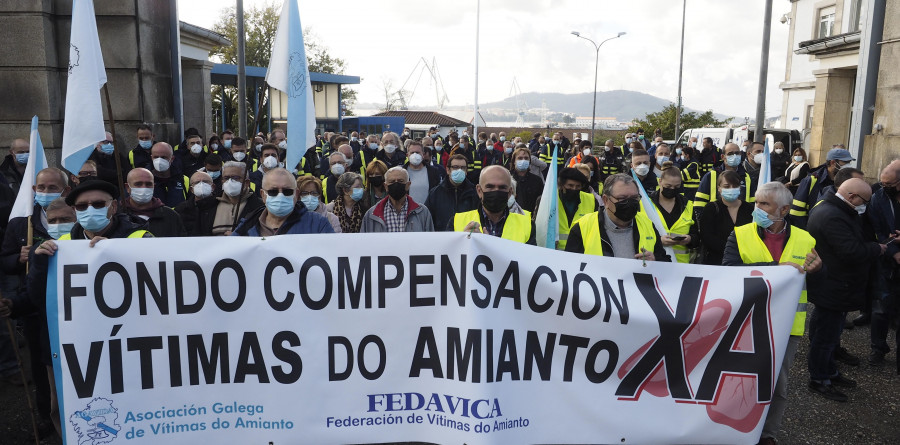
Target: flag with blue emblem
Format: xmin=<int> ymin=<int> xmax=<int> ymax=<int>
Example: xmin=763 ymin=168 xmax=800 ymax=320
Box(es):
xmin=61 ymin=0 xmax=107 ymax=175
xmin=266 ymin=0 xmax=316 ymax=174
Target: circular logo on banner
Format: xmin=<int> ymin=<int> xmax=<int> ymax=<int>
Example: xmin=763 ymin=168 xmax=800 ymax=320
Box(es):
xmin=288 ymin=52 xmax=307 ymax=98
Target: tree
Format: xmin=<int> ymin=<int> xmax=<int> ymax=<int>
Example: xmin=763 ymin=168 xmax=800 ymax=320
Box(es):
xmin=630 ymin=104 xmax=733 ymax=140
xmin=210 ymin=2 xmax=357 ymax=133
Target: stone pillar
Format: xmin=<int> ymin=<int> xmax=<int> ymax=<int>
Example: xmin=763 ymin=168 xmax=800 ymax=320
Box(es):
xmin=808 ymin=68 xmax=856 ymax=166
xmin=0 ymin=0 xmax=179 ymax=165
xmin=861 ymin=0 xmax=900 ymax=178
xmin=181 ymin=59 xmax=214 ymax=140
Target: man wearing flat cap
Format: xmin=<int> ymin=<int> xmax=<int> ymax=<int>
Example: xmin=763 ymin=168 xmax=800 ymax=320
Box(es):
xmin=35 ymin=179 xmax=152 ymax=248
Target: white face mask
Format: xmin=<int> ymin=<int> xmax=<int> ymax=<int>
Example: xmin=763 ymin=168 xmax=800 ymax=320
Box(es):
xmin=193 ymin=182 xmax=213 ymax=199
xmin=384 ymin=144 xmax=397 ymax=154
xmin=408 ymin=153 xmax=423 ymax=166
xmin=223 ymin=179 xmax=243 ymax=197
xmin=263 ymin=155 xmax=279 ymax=169
xmin=633 ymin=164 xmax=650 ymax=176
xmin=278 ymin=141 xmax=287 ymax=150
xmin=190 ymin=143 xmax=202 ymax=154
xmin=774 ymin=148 xmax=783 ymax=154
xmin=753 ymin=153 xmax=764 ymax=165
xmin=331 ymin=163 xmax=346 ymax=176
xmin=152 ymin=157 xmax=170 ymax=172
xmin=583 ymin=148 xmax=591 ymax=156
xmin=232 ymin=151 xmax=246 ymax=162
xmin=129 ymin=187 xmax=154 ymax=204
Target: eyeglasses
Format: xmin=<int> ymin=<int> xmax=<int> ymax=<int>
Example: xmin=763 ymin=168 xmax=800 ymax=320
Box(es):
xmin=78 ymin=171 xmax=97 ymax=177
xmin=449 ymin=165 xmax=467 ymax=171
xmin=298 ymin=191 xmax=319 ymax=197
xmin=850 ymin=193 xmax=870 ymax=204
xmin=73 ymin=200 xmax=111 ymax=211
xmin=265 ymin=188 xmax=295 ymax=197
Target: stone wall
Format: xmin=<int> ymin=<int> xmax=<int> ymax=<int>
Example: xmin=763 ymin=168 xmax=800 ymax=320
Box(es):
xmin=860 ymin=0 xmax=900 ymax=178
xmin=0 ymin=0 xmax=179 ymax=166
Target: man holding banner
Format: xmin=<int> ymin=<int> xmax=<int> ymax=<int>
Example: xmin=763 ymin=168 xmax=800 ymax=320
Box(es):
xmin=453 ymin=165 xmax=535 ymax=244
xmin=565 ymin=173 xmax=669 ymax=262
xmin=723 ymin=181 xmax=821 ymax=444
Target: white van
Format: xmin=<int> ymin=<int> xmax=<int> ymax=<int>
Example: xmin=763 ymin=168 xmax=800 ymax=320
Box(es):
xmin=677 ymin=127 xmax=802 ymax=152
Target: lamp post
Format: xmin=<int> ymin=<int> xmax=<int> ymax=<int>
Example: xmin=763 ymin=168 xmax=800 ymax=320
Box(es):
xmin=675 ymin=0 xmax=687 ymax=141
xmin=571 ymin=31 xmax=625 ymax=145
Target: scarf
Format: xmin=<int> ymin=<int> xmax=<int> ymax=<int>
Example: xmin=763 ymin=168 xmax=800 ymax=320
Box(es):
xmin=334 ymin=194 xmax=362 ymax=233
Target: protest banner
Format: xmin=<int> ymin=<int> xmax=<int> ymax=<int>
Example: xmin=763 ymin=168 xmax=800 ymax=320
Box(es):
xmin=48 ymin=233 xmax=804 ymax=444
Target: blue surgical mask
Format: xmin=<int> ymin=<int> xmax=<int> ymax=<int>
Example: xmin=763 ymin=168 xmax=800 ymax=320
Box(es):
xmin=515 ymin=160 xmax=530 ymax=171
xmin=752 ymin=206 xmax=775 ymax=228
xmin=35 ymin=192 xmax=61 ymax=208
xmin=208 ymin=170 xmax=221 ymax=180
xmin=223 ymin=139 xmax=232 ymax=149
xmin=266 ymin=193 xmax=295 ymax=217
xmin=726 ymin=154 xmax=741 ymax=167
xmin=47 ymin=222 xmax=75 ymax=240
xmin=76 ymin=205 xmax=111 ymax=232
xmin=675 ymin=148 xmax=682 ymax=155
xmin=351 ymin=187 xmax=364 ymax=202
xmin=657 ymin=156 xmax=669 ymax=165
xmin=15 ymin=153 xmax=29 ymax=164
xmin=300 ymin=195 xmax=319 ymax=211
xmin=139 ymin=140 xmax=152 ymax=149
xmin=100 ymin=143 xmax=115 ymax=155
xmin=721 ymin=187 xmax=741 ymax=202
xmin=450 ymin=169 xmax=466 ymax=184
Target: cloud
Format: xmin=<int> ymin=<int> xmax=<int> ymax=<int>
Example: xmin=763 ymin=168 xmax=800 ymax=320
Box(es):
xmin=181 ymin=0 xmax=791 ymax=118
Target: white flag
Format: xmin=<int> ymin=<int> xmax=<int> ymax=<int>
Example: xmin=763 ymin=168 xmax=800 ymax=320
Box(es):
xmin=266 ymin=0 xmax=316 ymax=173
xmin=9 ymin=116 xmax=49 ymax=221
xmin=61 ymin=0 xmax=107 ymax=174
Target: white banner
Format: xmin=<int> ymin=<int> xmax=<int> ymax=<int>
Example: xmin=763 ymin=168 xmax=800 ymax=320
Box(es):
xmin=49 ymin=233 xmax=804 ymax=445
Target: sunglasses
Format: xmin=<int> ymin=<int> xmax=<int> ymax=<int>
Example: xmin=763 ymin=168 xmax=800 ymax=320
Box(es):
xmin=265 ymin=188 xmax=295 ymax=197
xmin=73 ymin=200 xmax=111 ymax=211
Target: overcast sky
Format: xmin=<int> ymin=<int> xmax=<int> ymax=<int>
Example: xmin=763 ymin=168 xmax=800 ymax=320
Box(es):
xmin=180 ymin=0 xmax=791 ymax=118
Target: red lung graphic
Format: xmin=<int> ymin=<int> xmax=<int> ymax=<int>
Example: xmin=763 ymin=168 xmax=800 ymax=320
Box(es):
xmin=618 ymin=299 xmax=732 ymax=398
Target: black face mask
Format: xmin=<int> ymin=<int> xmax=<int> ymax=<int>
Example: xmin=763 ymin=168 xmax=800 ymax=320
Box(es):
xmin=661 ymin=187 xmax=679 ymax=199
xmin=481 ymin=190 xmax=509 ymax=213
xmin=612 ymin=198 xmax=640 ymax=221
xmin=387 ymin=182 xmax=407 ymax=200
xmin=368 ymin=176 xmax=385 ymax=188
xmin=562 ymin=188 xmax=581 ymax=203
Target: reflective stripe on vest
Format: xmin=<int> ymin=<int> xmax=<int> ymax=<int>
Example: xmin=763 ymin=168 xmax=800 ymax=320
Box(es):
xmin=59 ymin=229 xmax=149 ymax=241
xmin=734 ymin=223 xmax=815 ymax=336
xmin=453 ymin=210 xmax=532 ymax=243
xmin=557 ymin=192 xmax=595 ymax=250
xmin=577 ymin=211 xmax=657 ymax=257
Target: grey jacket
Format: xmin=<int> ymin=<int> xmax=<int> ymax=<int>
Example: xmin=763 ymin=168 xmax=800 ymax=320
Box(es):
xmin=360 ymin=195 xmax=435 ymax=233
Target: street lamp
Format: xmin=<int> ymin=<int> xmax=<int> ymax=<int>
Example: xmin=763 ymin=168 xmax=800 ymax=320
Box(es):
xmin=571 ymin=31 xmax=626 ymax=145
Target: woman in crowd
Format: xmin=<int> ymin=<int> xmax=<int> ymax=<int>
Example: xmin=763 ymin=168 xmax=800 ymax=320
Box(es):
xmin=698 ymin=170 xmax=754 ymax=265
xmin=647 ymin=166 xmax=700 ymax=263
xmin=364 ymin=159 xmax=388 ymax=209
xmin=326 ymin=172 xmax=365 ymax=234
xmin=508 ymin=147 xmax=543 ymax=212
xmin=784 ymin=147 xmax=810 ymax=194
xmin=296 ymin=176 xmax=342 ymax=233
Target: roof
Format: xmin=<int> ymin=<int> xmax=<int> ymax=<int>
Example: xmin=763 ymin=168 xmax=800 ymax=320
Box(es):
xmin=211 ymin=64 xmax=361 ymax=86
xmin=373 ymin=111 xmax=468 ymax=127
xmin=180 ymin=21 xmax=231 ymax=47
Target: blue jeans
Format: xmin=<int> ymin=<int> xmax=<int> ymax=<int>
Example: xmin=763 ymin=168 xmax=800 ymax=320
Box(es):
xmin=808 ymin=305 xmax=845 ymax=382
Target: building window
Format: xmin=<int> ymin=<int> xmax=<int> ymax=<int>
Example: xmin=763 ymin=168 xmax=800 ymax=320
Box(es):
xmin=849 ymin=0 xmax=863 ymax=32
xmin=818 ymin=6 xmax=836 ymax=38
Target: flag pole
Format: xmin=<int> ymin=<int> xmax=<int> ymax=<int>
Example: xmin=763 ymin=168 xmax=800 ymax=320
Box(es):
xmin=102 ymin=84 xmax=126 ymax=198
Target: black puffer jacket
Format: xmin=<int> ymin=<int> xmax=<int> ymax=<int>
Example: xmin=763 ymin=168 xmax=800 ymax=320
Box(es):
xmin=806 ymin=189 xmax=882 ymax=311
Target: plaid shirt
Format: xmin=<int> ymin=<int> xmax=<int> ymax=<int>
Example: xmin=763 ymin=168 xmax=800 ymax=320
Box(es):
xmin=384 ymin=198 xmax=408 ymax=232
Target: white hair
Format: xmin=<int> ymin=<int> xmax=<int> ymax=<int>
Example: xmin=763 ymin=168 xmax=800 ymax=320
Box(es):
xmin=755 ymin=182 xmax=793 ymax=209
xmin=386 ymin=166 xmax=409 ymax=182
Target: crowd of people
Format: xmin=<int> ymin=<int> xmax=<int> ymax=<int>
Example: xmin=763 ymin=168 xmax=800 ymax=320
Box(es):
xmin=0 ymin=123 xmax=897 ymax=445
